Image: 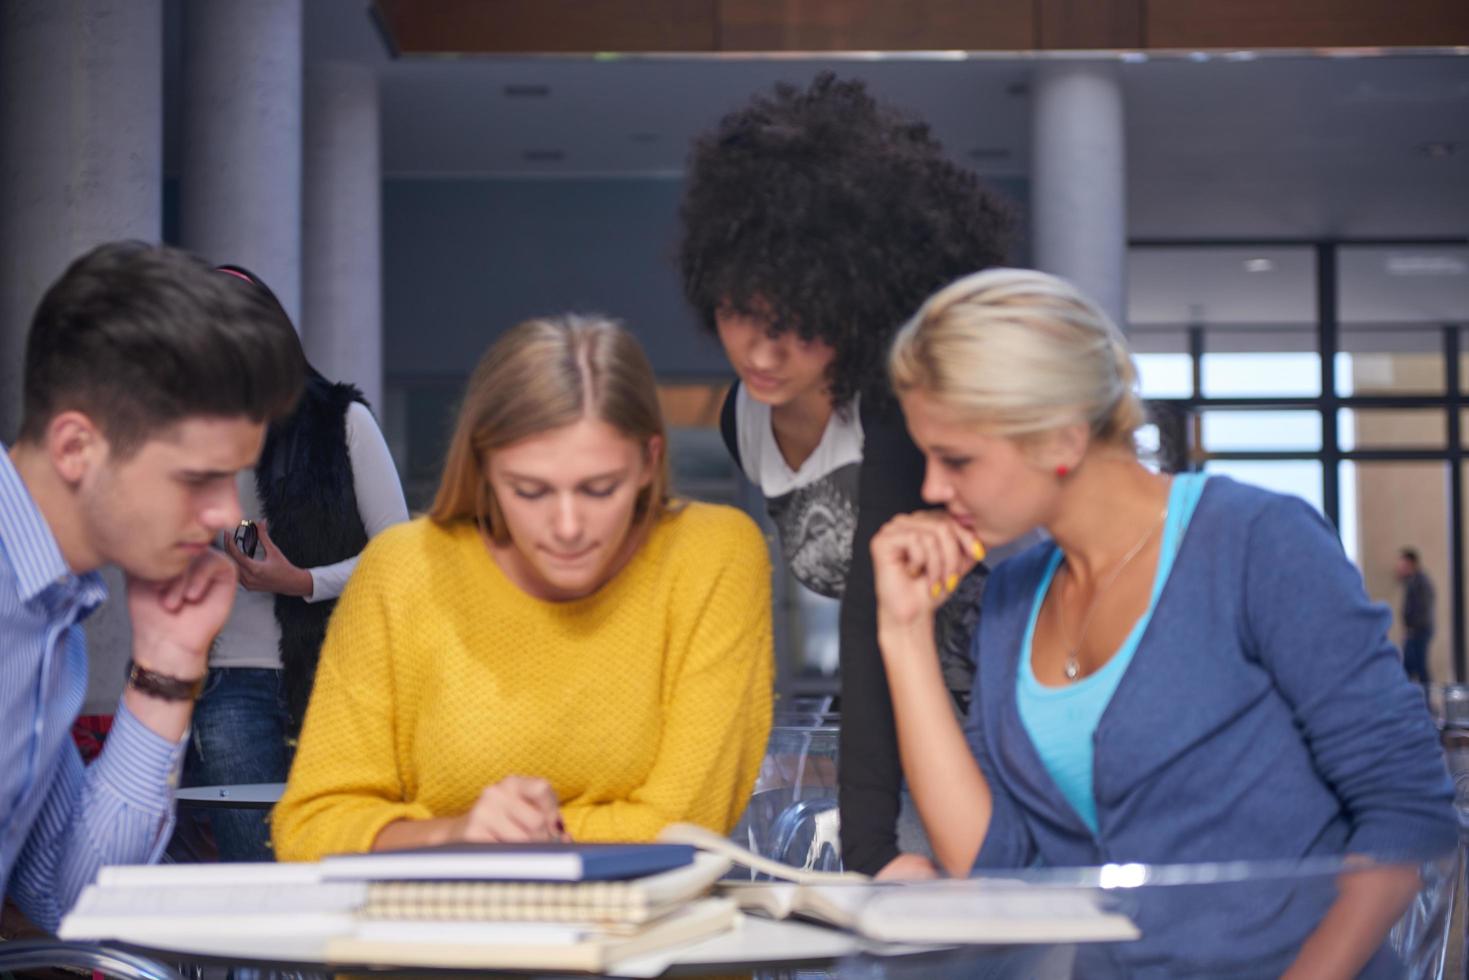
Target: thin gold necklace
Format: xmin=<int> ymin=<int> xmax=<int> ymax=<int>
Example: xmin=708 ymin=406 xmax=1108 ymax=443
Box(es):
xmin=1060 ymin=503 xmax=1170 ymax=681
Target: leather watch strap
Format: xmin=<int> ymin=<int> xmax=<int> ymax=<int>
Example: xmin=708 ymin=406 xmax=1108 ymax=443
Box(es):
xmin=126 ymin=659 xmax=206 ymax=702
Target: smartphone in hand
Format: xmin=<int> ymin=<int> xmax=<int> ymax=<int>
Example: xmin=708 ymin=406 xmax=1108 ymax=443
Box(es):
xmin=233 ymin=520 xmax=262 ymax=559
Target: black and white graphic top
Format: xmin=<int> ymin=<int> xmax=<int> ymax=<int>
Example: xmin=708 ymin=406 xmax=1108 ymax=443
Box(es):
xmin=734 ymin=385 xmax=864 ymax=599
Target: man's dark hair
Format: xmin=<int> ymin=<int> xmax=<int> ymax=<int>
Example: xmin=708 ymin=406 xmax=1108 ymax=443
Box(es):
xmin=679 ymin=72 xmax=1015 ymax=407
xmin=19 ymin=241 xmax=305 ymax=456
xmin=1401 ymin=547 xmax=1421 ymax=566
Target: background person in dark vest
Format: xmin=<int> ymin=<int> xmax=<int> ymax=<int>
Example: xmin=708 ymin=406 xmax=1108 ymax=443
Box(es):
xmin=1395 ymin=547 xmax=1435 ymax=683
xmin=181 ymin=266 xmax=409 ymax=861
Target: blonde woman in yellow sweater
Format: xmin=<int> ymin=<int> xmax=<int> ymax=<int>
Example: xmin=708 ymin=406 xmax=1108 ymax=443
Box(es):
xmin=272 ymin=316 xmax=773 ymax=860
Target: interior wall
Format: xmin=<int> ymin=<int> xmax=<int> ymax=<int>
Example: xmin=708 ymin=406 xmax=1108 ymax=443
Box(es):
xmin=380 ymin=174 xmax=1032 ymax=380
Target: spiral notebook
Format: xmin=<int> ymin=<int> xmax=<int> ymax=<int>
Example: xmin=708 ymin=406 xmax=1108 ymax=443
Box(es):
xmin=359 ymin=852 xmax=732 ymax=925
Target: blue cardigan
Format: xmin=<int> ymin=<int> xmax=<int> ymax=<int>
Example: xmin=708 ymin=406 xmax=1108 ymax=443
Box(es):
xmin=966 ymin=476 xmax=1455 ymax=975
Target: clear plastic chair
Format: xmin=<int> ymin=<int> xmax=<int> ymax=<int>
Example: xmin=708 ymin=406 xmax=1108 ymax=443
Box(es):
xmin=0 ymin=939 xmax=183 ymax=980
xmin=768 ymin=796 xmax=843 ymax=873
xmin=733 ymin=720 xmax=843 ymax=877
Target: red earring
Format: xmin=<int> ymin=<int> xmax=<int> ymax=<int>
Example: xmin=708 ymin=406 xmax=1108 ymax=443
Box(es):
xmin=1056 ymin=464 xmax=1069 ymax=478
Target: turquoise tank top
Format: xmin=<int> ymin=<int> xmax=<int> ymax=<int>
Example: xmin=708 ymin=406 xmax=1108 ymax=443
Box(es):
xmin=1016 ymin=473 xmax=1208 ymax=834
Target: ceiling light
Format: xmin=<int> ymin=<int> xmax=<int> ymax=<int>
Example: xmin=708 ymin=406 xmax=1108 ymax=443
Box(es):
xmin=1419 ymin=141 xmax=1457 ymax=159
xmin=1386 ymin=255 xmax=1468 ymax=276
xmin=1243 ymin=258 xmax=1275 ymax=273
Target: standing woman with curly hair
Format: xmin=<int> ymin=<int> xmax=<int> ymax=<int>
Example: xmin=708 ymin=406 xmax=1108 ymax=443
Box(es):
xmin=678 ymin=73 xmax=1014 ymax=878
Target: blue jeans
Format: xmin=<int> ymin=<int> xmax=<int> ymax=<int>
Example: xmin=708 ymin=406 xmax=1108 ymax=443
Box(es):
xmin=182 ymin=668 xmax=294 ymax=862
xmin=1403 ymin=632 xmax=1432 ymax=683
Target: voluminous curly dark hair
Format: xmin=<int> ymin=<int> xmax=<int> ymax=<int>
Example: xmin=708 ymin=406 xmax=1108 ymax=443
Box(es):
xmin=679 ymin=71 xmax=1015 ymax=407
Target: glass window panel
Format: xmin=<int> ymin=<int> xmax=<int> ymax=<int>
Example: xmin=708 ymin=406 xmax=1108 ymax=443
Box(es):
xmin=1129 ymin=246 xmax=1316 ymax=326
xmin=1203 ymin=460 xmax=1324 ymax=517
xmin=1135 ymin=421 xmax=1163 ymax=473
xmin=1200 ymin=410 xmax=1321 ymax=453
xmin=386 ymin=377 xmax=466 ymax=513
xmin=1339 ymin=245 xmax=1469 ymax=325
xmin=1201 ymin=326 xmax=1320 ymax=397
xmin=1338 ymin=409 xmax=1447 ymax=451
xmin=1335 ymin=328 xmax=1445 ymax=396
xmin=1461 ymin=327 xmax=1469 ymax=394
xmin=1346 ymin=460 xmax=1449 ymax=681
xmin=1135 ymin=353 xmax=1194 ymax=399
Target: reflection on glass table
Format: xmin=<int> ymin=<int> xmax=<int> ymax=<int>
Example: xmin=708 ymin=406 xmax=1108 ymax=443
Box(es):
xmin=42 ymin=852 xmax=1457 ymax=980
xmin=810 ymin=852 xmax=1458 ymax=980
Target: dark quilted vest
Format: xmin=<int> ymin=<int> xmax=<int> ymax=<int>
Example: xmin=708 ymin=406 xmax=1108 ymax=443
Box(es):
xmin=255 ymin=376 xmax=369 ymax=736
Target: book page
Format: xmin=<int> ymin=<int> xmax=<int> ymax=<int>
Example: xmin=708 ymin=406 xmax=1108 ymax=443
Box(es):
xmin=658 ymin=822 xmax=868 ymax=884
xmin=70 ymin=881 xmax=365 ymax=917
xmin=854 ymin=884 xmax=1140 ymax=944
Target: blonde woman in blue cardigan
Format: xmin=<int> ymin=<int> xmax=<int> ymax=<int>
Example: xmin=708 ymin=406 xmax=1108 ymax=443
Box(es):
xmin=871 ymin=268 xmax=1454 ymax=978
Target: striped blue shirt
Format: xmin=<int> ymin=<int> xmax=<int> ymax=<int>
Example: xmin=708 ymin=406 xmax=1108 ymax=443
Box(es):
xmin=0 ymin=446 xmax=186 ymax=932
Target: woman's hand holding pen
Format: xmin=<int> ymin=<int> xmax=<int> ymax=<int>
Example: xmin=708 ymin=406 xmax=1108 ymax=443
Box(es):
xmin=451 ymin=775 xmax=571 ymax=844
xmin=870 ymin=510 xmax=985 ymax=635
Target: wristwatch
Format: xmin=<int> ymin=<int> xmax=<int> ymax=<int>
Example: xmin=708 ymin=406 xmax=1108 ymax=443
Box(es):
xmin=126 ymin=659 xmax=206 ymax=702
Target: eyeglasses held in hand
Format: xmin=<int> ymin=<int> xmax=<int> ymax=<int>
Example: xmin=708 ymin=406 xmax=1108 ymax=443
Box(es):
xmin=233 ymin=520 xmax=261 ymax=560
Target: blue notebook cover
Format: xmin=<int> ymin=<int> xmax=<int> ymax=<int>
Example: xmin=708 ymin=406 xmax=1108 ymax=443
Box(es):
xmin=321 ymin=842 xmax=697 ymax=882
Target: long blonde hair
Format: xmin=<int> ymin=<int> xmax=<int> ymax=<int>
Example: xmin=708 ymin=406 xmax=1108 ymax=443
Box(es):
xmin=889 ymin=268 xmax=1146 ymax=447
xmin=430 ymin=315 xmax=674 ymax=544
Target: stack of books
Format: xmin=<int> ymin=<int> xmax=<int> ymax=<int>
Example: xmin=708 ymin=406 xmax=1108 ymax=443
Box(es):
xmin=60 ymin=841 xmax=738 ymax=972
xmin=321 ymin=841 xmax=737 ymax=970
xmin=61 ymin=827 xmax=1140 ymax=971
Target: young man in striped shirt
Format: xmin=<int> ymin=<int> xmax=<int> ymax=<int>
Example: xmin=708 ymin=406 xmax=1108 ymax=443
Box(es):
xmin=0 ymin=242 xmax=302 ymax=930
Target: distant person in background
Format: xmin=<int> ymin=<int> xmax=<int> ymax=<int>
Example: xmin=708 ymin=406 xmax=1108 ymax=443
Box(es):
xmin=678 ymin=72 xmax=1014 ymax=879
xmin=180 ymin=266 xmax=409 ymax=862
xmin=273 ymin=315 xmax=773 ymax=861
xmin=1396 ymin=547 xmax=1435 ymax=683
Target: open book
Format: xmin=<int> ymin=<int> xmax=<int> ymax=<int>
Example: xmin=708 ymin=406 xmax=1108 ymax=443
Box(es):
xmin=659 ymin=822 xmax=1139 ymax=945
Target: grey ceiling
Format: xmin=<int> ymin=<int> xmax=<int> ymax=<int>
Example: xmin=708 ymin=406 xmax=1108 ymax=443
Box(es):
xmin=158 ymin=1 xmax=1469 ymax=242
xmin=161 ymin=1 xmax=1468 ymax=327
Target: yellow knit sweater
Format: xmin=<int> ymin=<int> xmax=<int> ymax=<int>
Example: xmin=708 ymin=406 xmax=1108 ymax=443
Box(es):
xmin=271 ymin=502 xmax=773 ymax=862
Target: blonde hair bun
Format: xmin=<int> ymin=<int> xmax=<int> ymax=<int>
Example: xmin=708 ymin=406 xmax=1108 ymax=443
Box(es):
xmin=890 ymin=268 xmax=1146 ymax=446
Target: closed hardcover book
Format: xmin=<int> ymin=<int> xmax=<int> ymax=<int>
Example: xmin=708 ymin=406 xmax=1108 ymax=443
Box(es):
xmin=322 ymin=841 xmax=697 ymax=883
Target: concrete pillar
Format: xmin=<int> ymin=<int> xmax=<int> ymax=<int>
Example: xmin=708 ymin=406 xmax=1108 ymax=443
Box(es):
xmin=1031 ymin=63 xmax=1128 ymax=327
xmin=179 ymin=0 xmax=303 ymax=324
xmin=0 ymin=0 xmax=164 ymax=441
xmin=303 ymin=62 xmax=383 ymax=408
xmin=0 ymin=0 xmax=164 ymax=713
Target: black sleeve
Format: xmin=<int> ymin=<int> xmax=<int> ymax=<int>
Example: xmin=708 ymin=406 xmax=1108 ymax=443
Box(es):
xmin=838 ymin=399 xmax=928 ymax=875
xmin=719 ymin=382 xmax=741 ymax=470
